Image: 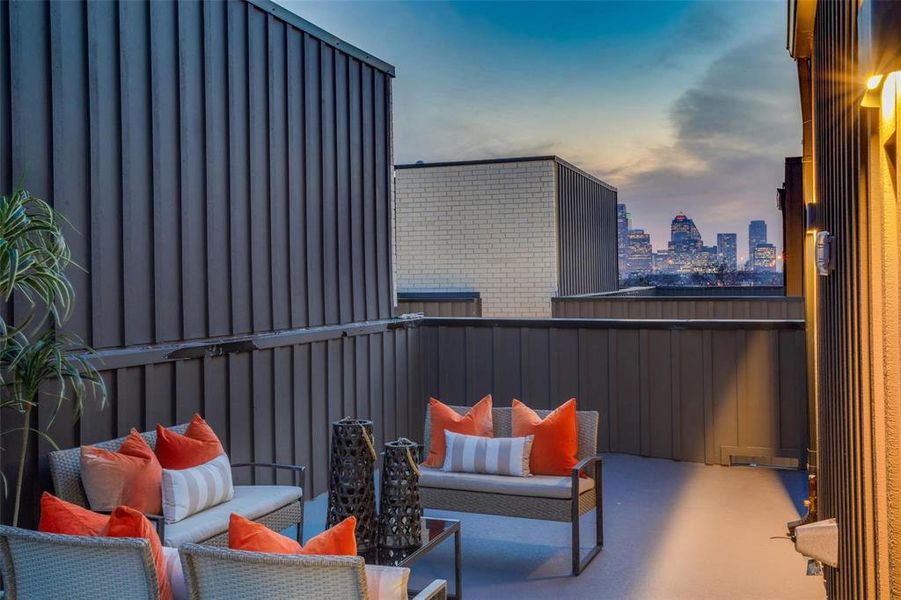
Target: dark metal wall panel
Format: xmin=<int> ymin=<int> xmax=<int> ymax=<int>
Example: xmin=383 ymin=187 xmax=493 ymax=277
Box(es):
xmin=0 ymin=0 xmax=394 ymax=349
xmin=781 ymin=157 xmax=805 ymax=296
xmin=809 ymin=1 xmax=880 ymax=597
xmin=10 ymin=322 xmax=420 ymax=526
xmin=555 ymin=161 xmax=618 ymax=295
xmin=0 ymin=0 xmax=395 ymax=527
xmin=552 ymin=297 xmax=805 ymax=319
xmin=414 ymin=319 xmax=808 ymax=468
xmin=396 ymin=299 xmax=483 ymax=317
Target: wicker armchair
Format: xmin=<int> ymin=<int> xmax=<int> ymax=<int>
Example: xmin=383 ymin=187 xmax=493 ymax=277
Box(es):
xmin=420 ymin=404 xmax=603 ymax=575
xmin=47 ymin=424 xmax=305 ymax=548
xmin=0 ymin=525 xmax=160 ymax=599
xmin=179 ymin=543 xmax=447 ymax=600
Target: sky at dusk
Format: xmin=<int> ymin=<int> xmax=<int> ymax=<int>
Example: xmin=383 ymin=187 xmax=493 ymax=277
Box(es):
xmin=278 ymin=0 xmax=800 ymax=261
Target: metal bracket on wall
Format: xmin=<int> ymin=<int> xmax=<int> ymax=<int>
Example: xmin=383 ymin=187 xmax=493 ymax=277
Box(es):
xmin=166 ymin=339 xmax=259 ymax=360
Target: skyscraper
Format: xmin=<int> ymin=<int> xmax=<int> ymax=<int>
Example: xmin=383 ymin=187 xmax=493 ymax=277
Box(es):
xmin=617 ymin=204 xmax=629 ymax=276
xmin=752 ymin=243 xmax=777 ymax=272
xmin=668 ymin=213 xmax=703 ymax=272
xmin=717 ymin=233 xmax=737 ymax=270
xmin=670 ymin=213 xmax=702 ymax=250
xmin=748 ymin=220 xmax=767 ymax=262
xmin=626 ymin=229 xmax=653 ymax=274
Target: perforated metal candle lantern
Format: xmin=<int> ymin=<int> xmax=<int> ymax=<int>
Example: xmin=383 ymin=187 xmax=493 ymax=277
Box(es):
xmin=327 ymin=417 xmax=378 ymax=552
xmin=378 ymin=438 xmax=423 ymax=549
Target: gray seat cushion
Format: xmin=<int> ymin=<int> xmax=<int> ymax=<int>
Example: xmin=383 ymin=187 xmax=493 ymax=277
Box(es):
xmin=419 ymin=467 xmax=594 ymax=499
xmin=163 ymin=485 xmax=302 ymax=547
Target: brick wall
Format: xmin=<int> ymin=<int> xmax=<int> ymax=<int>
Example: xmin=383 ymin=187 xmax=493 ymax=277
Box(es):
xmin=394 ymin=160 xmax=558 ymax=317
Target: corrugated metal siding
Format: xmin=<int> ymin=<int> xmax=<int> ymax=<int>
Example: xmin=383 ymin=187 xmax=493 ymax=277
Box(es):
xmin=782 ymin=157 xmax=805 ymax=296
xmin=0 ymin=0 xmax=394 ymax=348
xmin=414 ymin=319 xmax=808 ymax=467
xmin=552 ymin=297 xmax=805 ymax=319
xmin=811 ymin=2 xmax=874 ymax=597
xmin=555 ymin=161 xmax=618 ymax=295
xmin=0 ymin=0 xmax=395 ymax=526
xmin=396 ymin=299 xmax=482 ymax=317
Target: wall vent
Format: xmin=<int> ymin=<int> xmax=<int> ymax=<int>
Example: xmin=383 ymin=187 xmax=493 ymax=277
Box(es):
xmin=730 ymin=454 xmax=800 ymax=470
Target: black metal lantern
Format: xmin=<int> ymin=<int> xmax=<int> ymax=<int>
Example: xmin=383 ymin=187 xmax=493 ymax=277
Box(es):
xmin=327 ymin=417 xmax=378 ymax=552
xmin=378 ymin=438 xmax=423 ymax=549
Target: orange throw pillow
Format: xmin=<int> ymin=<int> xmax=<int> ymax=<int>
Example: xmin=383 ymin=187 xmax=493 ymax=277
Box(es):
xmin=299 ymin=516 xmax=357 ymax=556
xmin=512 ymin=398 xmax=579 ymax=476
xmin=423 ymin=395 xmax=493 ymax=467
xmin=81 ymin=429 xmax=162 ymax=514
xmin=229 ymin=513 xmax=357 ymax=556
xmin=155 ymin=414 xmax=224 ymax=470
xmin=102 ymin=506 xmax=172 ymax=600
xmin=38 ymin=492 xmax=109 ymax=536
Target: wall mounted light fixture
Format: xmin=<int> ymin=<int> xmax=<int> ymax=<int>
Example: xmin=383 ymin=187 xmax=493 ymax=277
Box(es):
xmin=862 ymin=73 xmax=885 ymax=107
xmin=815 ymin=231 xmax=835 ymax=276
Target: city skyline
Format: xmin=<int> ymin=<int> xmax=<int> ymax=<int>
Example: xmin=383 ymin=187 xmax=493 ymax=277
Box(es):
xmin=620 ymin=206 xmax=779 ymax=270
xmin=280 ymin=0 xmax=794 ymax=259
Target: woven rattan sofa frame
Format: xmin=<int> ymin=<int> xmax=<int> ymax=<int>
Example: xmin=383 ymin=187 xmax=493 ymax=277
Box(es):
xmin=0 ymin=525 xmax=161 ymax=599
xmin=47 ymin=423 xmax=305 ymax=546
xmin=422 ymin=405 xmax=603 ymax=576
xmin=179 ymin=543 xmax=448 ymax=599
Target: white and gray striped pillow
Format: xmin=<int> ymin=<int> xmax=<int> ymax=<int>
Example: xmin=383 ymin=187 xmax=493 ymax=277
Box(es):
xmin=161 ymin=453 xmax=234 ymax=523
xmin=364 ymin=564 xmax=410 ymax=600
xmin=441 ymin=430 xmax=534 ymax=477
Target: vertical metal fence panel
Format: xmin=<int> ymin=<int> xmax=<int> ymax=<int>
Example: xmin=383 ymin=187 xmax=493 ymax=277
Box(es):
xmin=179 ymin=1 xmax=208 ymax=341
xmin=555 ymin=161 xmax=618 ymax=295
xmin=415 ymin=319 xmax=807 ymax=469
xmin=120 ymin=1 xmax=154 ymax=346
xmin=151 ymin=0 xmax=183 ymax=342
xmin=226 ymin=0 xmax=253 ymax=334
xmin=268 ymin=17 xmax=291 ymax=331
xmin=204 ymin=2 xmax=232 ymax=338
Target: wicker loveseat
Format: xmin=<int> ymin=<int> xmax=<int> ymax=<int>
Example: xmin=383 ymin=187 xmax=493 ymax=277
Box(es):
xmin=0 ymin=525 xmax=163 ymax=599
xmin=180 ymin=543 xmax=447 ymax=599
xmin=420 ymin=404 xmax=603 ymax=575
xmin=47 ymin=424 xmax=304 ymax=548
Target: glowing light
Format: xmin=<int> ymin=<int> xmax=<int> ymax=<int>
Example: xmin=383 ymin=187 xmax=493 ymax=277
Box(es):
xmin=867 ymin=74 xmax=884 ymax=90
xmin=863 ymin=74 xmax=887 ymax=107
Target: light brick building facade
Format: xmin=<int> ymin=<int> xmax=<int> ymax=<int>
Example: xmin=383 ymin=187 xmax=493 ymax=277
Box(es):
xmin=394 ymin=157 xmax=617 ymax=318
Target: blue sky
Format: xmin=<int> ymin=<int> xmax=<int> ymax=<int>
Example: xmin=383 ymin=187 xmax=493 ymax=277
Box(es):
xmin=278 ymin=0 xmax=799 ymax=260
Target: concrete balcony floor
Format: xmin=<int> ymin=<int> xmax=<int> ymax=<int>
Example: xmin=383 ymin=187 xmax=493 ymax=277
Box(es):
xmin=303 ymin=454 xmax=825 ymax=599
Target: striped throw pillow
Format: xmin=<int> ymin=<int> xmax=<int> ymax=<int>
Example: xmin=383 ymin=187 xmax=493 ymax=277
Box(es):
xmin=442 ymin=430 xmax=534 ymax=477
xmin=161 ymin=453 xmax=234 ymax=523
xmin=365 ymin=564 xmax=410 ymax=600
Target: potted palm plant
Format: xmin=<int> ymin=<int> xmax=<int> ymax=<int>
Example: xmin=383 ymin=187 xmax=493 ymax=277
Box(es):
xmin=0 ymin=188 xmax=106 ymax=526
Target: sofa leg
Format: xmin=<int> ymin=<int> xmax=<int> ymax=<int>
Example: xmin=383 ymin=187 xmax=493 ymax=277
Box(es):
xmin=571 ymin=460 xmax=604 ymax=576
xmin=572 ymin=504 xmax=603 ymax=575
xmin=571 ymin=494 xmax=580 ymax=575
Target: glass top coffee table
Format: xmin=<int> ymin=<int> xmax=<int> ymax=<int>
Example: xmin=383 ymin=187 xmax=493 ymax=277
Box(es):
xmin=361 ymin=517 xmax=463 ymax=599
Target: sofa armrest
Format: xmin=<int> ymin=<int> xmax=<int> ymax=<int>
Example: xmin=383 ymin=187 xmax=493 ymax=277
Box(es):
xmin=412 ymin=579 xmax=448 ymax=600
xmin=145 ymin=513 xmax=166 ymax=543
xmin=572 ymin=454 xmax=602 ymax=478
xmin=230 ymin=462 xmax=306 ymax=488
xmin=571 ymin=455 xmax=603 ymax=502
